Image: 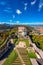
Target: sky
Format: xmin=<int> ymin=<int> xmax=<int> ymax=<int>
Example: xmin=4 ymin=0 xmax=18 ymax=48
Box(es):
xmin=0 ymin=0 xmax=43 ymax=25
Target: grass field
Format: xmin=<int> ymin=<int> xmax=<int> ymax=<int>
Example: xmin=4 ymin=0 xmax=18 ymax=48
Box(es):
xmin=3 ymin=50 xmax=18 ymax=65
xmin=28 ymin=51 xmax=37 ymax=58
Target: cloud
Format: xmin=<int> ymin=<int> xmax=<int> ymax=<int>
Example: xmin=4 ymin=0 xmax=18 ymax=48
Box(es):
xmin=0 ymin=1 xmax=6 ymax=5
xmin=16 ymin=21 xmax=20 ymax=24
xmin=38 ymin=3 xmax=43 ymax=11
xmin=0 ymin=22 xmax=43 ymax=25
xmin=24 ymin=3 xmax=28 ymax=6
xmin=24 ymin=6 xmax=27 ymax=10
xmin=31 ymin=0 xmax=36 ymax=5
xmin=4 ymin=9 xmax=12 ymax=13
xmin=9 ymin=20 xmax=12 ymax=22
xmin=16 ymin=9 xmax=22 ymax=14
xmin=15 ymin=22 xmax=43 ymax=25
xmin=24 ymin=3 xmax=28 ymax=11
xmin=12 ymin=15 xmax=15 ymax=18
xmin=4 ymin=7 xmax=12 ymax=13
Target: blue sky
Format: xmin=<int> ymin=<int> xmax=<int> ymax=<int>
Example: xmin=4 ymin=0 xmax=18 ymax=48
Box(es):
xmin=0 ymin=0 xmax=43 ymax=25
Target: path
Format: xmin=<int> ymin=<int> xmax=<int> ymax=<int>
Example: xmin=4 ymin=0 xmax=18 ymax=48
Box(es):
xmin=11 ymin=56 xmax=22 ymax=65
xmin=30 ymin=59 xmax=38 ymax=65
xmin=17 ymin=48 xmax=31 ymax=65
xmin=13 ymin=41 xmax=31 ymax=65
xmin=0 ymin=58 xmax=6 ymax=65
xmin=16 ymin=48 xmax=25 ymax=65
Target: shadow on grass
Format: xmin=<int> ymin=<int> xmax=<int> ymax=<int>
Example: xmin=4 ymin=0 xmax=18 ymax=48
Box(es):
xmin=0 ymin=43 xmax=15 ymax=60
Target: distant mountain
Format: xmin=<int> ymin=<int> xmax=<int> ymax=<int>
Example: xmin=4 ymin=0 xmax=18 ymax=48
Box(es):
xmin=0 ymin=23 xmax=42 ymax=33
xmin=30 ymin=25 xmax=43 ymax=27
xmin=0 ymin=23 xmax=13 ymax=29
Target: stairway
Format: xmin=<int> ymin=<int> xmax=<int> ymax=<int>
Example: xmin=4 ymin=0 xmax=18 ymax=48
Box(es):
xmin=17 ymin=48 xmax=32 ymax=65
xmin=11 ymin=57 xmax=22 ymax=65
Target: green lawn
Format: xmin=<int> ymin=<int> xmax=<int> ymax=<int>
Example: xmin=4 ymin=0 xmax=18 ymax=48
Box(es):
xmin=28 ymin=51 xmax=37 ymax=58
xmin=3 ymin=50 xmax=18 ymax=65
xmin=13 ymin=38 xmax=19 ymax=45
xmin=24 ymin=39 xmax=30 ymax=47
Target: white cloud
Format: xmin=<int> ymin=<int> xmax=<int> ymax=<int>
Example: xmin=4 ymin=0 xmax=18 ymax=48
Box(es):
xmin=38 ymin=3 xmax=43 ymax=11
xmin=3 ymin=7 xmax=12 ymax=13
xmin=31 ymin=0 xmax=36 ymax=5
xmin=12 ymin=15 xmax=15 ymax=18
xmin=9 ymin=20 xmax=12 ymax=22
xmin=0 ymin=22 xmax=43 ymax=25
xmin=39 ymin=3 xmax=43 ymax=8
xmin=4 ymin=9 xmax=12 ymax=13
xmin=16 ymin=21 xmax=20 ymax=24
xmin=23 ymin=3 xmax=28 ymax=11
xmin=0 ymin=22 xmax=5 ymax=24
xmin=15 ymin=22 xmax=43 ymax=25
xmin=24 ymin=6 xmax=27 ymax=10
xmin=4 ymin=9 xmax=8 ymax=12
xmin=24 ymin=3 xmax=28 ymax=6
xmin=4 ymin=7 xmax=12 ymax=13
xmin=22 ymin=2 xmax=28 ymax=6
xmin=16 ymin=9 xmax=22 ymax=14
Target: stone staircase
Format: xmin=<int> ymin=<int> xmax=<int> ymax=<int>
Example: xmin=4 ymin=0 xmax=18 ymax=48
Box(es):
xmin=11 ymin=57 xmax=22 ymax=65
xmin=17 ymin=48 xmax=32 ymax=65
xmin=11 ymin=48 xmax=32 ymax=65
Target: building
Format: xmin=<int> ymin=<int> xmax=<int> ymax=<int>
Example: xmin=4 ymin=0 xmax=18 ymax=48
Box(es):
xmin=18 ymin=26 xmax=27 ymax=37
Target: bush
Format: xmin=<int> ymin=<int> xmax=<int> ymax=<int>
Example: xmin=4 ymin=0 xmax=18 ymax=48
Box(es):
xmin=28 ymin=52 xmax=37 ymax=58
xmin=30 ymin=35 xmax=43 ymax=50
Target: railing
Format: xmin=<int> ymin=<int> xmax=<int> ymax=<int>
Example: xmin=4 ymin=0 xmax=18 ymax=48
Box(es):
xmin=29 ymin=36 xmax=43 ymax=59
